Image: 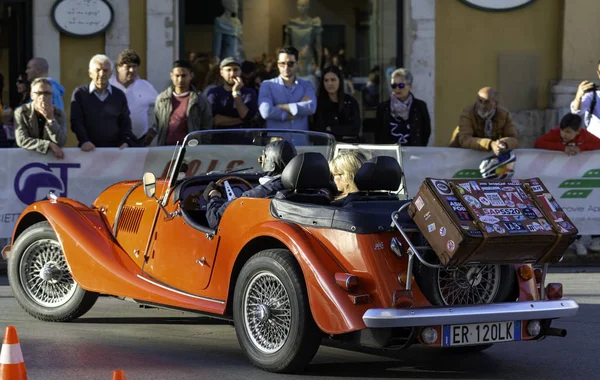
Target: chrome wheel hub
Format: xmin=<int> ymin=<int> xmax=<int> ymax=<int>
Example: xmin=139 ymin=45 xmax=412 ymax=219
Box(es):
xmin=437 ymin=265 xmax=500 ymax=305
xmin=257 ymin=304 xmax=271 ymax=323
xmin=19 ymin=239 xmax=77 ymax=308
xmin=243 ymin=271 xmax=291 ymax=354
xmin=39 ymin=263 xmax=62 ymax=282
xmin=464 ymin=267 xmax=483 ymax=287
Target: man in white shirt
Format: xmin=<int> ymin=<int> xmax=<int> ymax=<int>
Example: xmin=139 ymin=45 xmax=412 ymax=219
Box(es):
xmin=570 ymin=61 xmax=600 ymax=138
xmin=109 ymin=49 xmax=158 ymax=146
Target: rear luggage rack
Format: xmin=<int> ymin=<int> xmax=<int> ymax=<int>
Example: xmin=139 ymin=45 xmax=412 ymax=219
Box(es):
xmin=391 ymin=202 xmax=552 ymax=294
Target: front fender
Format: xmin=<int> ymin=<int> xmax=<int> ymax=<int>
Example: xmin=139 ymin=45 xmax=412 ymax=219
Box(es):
xmin=239 ymin=221 xmax=373 ymax=335
xmin=10 ymin=200 xmax=224 ymax=314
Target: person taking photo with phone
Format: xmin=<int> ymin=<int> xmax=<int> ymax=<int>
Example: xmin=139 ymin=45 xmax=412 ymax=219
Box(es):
xmin=570 ymin=60 xmax=600 ymax=138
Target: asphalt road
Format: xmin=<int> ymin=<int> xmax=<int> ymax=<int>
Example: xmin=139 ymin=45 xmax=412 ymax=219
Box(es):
xmin=0 ymin=268 xmax=598 ymax=380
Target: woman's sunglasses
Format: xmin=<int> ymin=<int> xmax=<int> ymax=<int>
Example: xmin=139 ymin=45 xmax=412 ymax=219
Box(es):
xmin=390 ymin=83 xmax=407 ymax=89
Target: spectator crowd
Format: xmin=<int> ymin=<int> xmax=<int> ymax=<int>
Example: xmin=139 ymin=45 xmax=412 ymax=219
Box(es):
xmin=1 ymin=47 xmax=600 ymax=254
xmin=0 ymin=46 xmax=434 ymax=153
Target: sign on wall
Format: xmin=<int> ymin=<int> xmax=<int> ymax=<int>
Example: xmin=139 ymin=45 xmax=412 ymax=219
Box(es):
xmin=52 ymin=0 xmax=114 ymax=37
xmin=459 ymin=0 xmax=536 ymax=12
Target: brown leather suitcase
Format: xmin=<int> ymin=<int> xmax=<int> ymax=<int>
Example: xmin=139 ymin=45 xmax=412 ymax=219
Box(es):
xmin=407 ymin=178 xmax=578 ymax=266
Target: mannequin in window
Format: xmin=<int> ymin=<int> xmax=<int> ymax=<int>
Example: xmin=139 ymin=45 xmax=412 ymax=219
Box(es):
xmin=284 ymin=0 xmax=323 ymax=77
xmin=213 ymin=0 xmax=245 ymax=61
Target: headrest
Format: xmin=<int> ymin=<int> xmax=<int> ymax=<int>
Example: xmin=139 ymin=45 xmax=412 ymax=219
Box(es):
xmin=282 ymin=152 xmax=331 ymax=190
xmin=354 ymin=156 xmax=402 ymax=191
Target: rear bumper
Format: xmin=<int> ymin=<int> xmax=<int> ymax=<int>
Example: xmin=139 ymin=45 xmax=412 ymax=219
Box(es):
xmin=363 ymin=299 xmax=579 ymax=328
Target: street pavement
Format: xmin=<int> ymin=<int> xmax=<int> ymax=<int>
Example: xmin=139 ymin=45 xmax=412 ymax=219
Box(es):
xmin=0 ymin=268 xmax=598 ymax=380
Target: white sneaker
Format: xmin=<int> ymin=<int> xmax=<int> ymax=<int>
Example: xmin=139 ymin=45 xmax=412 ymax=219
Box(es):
xmin=589 ymin=238 xmax=600 ymax=252
xmin=574 ymin=239 xmax=588 ymax=256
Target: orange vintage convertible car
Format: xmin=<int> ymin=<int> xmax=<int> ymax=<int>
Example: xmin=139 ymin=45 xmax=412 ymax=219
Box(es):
xmin=2 ymin=130 xmax=578 ymax=373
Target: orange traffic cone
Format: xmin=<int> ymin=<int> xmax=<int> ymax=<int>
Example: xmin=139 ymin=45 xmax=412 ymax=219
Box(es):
xmin=0 ymin=326 xmax=27 ymax=380
xmin=112 ymin=369 xmax=126 ymax=379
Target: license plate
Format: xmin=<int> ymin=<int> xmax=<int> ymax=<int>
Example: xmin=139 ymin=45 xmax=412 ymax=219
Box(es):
xmin=442 ymin=321 xmax=521 ymax=347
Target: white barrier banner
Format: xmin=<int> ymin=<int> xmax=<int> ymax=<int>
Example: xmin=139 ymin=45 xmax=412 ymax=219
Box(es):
xmin=0 ymin=147 xmax=598 ymax=238
xmin=400 ymin=147 xmax=600 ymax=236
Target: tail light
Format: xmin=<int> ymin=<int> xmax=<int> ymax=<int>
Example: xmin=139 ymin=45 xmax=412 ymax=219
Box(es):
xmin=335 ymin=273 xmax=359 ymax=293
xmin=533 ymin=268 xmax=543 ymax=284
xmin=397 ymin=271 xmax=416 ymax=288
xmin=526 ymin=320 xmax=542 ymax=337
xmin=518 ymin=265 xmax=534 ymax=281
xmin=546 ymin=283 xmax=563 ymax=300
xmin=393 ymin=290 xmax=414 ymax=308
xmin=420 ymin=327 xmax=438 ymax=344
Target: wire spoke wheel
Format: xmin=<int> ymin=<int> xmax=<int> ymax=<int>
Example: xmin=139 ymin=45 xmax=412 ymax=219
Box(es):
xmin=437 ymin=265 xmax=501 ymax=305
xmin=19 ymin=239 xmax=77 ymax=308
xmin=243 ymin=271 xmax=292 ymax=354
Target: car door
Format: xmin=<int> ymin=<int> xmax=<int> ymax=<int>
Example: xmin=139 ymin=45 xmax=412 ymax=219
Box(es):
xmin=142 ymin=202 xmax=220 ymax=296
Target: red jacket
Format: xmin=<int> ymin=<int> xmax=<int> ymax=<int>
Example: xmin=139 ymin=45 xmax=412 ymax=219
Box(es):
xmin=534 ymin=127 xmax=600 ymax=152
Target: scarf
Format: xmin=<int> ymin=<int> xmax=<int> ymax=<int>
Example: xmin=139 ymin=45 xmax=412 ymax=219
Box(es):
xmin=390 ymin=93 xmax=413 ymax=120
xmin=478 ymin=107 xmax=496 ymax=138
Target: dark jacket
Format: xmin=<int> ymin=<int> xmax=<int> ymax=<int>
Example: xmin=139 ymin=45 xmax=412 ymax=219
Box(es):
xmin=374 ymin=95 xmax=431 ymax=146
xmin=312 ymin=94 xmax=361 ymax=142
xmin=206 ymin=176 xmax=284 ymax=229
xmin=70 ymin=85 xmax=135 ymax=147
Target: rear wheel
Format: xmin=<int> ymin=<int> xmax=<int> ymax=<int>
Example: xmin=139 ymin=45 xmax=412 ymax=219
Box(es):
xmin=7 ymin=221 xmax=98 ymax=322
xmin=414 ymin=250 xmax=517 ymax=306
xmin=233 ymin=249 xmax=321 ymax=373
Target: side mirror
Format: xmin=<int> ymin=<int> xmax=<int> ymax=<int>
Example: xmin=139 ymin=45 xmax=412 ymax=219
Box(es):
xmin=142 ymin=172 xmax=156 ymax=198
xmin=142 ymin=172 xmax=173 ymax=219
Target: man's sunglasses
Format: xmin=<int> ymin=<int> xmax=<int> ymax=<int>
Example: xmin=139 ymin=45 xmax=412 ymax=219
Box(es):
xmin=277 ymin=61 xmax=296 ymax=68
xmin=16 ymin=80 xmax=25 ymax=84
xmin=390 ymin=83 xmax=407 ymax=89
xmin=32 ymin=91 xmax=52 ymax=97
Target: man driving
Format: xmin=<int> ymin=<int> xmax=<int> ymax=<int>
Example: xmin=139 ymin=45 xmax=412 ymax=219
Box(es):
xmin=203 ymin=139 xmax=297 ymax=229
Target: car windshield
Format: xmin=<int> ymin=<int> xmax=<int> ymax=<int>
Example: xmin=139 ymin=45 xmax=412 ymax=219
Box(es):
xmin=166 ymin=129 xmax=335 ymax=181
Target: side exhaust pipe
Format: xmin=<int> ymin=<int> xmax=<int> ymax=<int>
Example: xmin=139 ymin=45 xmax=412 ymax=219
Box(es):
xmin=544 ymin=327 xmax=567 ymax=337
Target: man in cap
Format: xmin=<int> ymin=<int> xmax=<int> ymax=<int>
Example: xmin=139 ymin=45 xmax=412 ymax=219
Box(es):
xmin=206 ymin=57 xmax=258 ymax=129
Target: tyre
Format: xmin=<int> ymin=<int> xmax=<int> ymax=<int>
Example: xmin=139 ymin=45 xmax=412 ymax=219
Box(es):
xmin=233 ymin=249 xmax=321 ymax=373
xmin=7 ymin=221 xmax=99 ymax=322
xmin=414 ymin=248 xmax=517 ymax=306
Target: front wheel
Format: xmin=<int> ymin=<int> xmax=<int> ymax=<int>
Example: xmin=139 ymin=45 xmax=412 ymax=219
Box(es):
xmin=7 ymin=221 xmax=98 ymax=322
xmin=233 ymin=249 xmax=321 ymax=373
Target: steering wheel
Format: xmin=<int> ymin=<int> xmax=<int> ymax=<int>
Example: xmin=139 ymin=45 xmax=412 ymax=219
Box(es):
xmin=216 ymin=176 xmax=254 ymax=201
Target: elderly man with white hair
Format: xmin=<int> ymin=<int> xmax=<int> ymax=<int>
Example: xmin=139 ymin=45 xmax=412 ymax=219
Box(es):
xmin=70 ymin=54 xmax=135 ymax=151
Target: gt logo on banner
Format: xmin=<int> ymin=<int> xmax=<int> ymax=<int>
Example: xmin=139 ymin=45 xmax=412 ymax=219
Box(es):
xmin=14 ymin=163 xmax=81 ymax=205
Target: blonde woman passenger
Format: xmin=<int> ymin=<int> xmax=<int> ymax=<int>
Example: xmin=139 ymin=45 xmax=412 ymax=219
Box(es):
xmin=329 ymin=150 xmax=367 ymax=203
